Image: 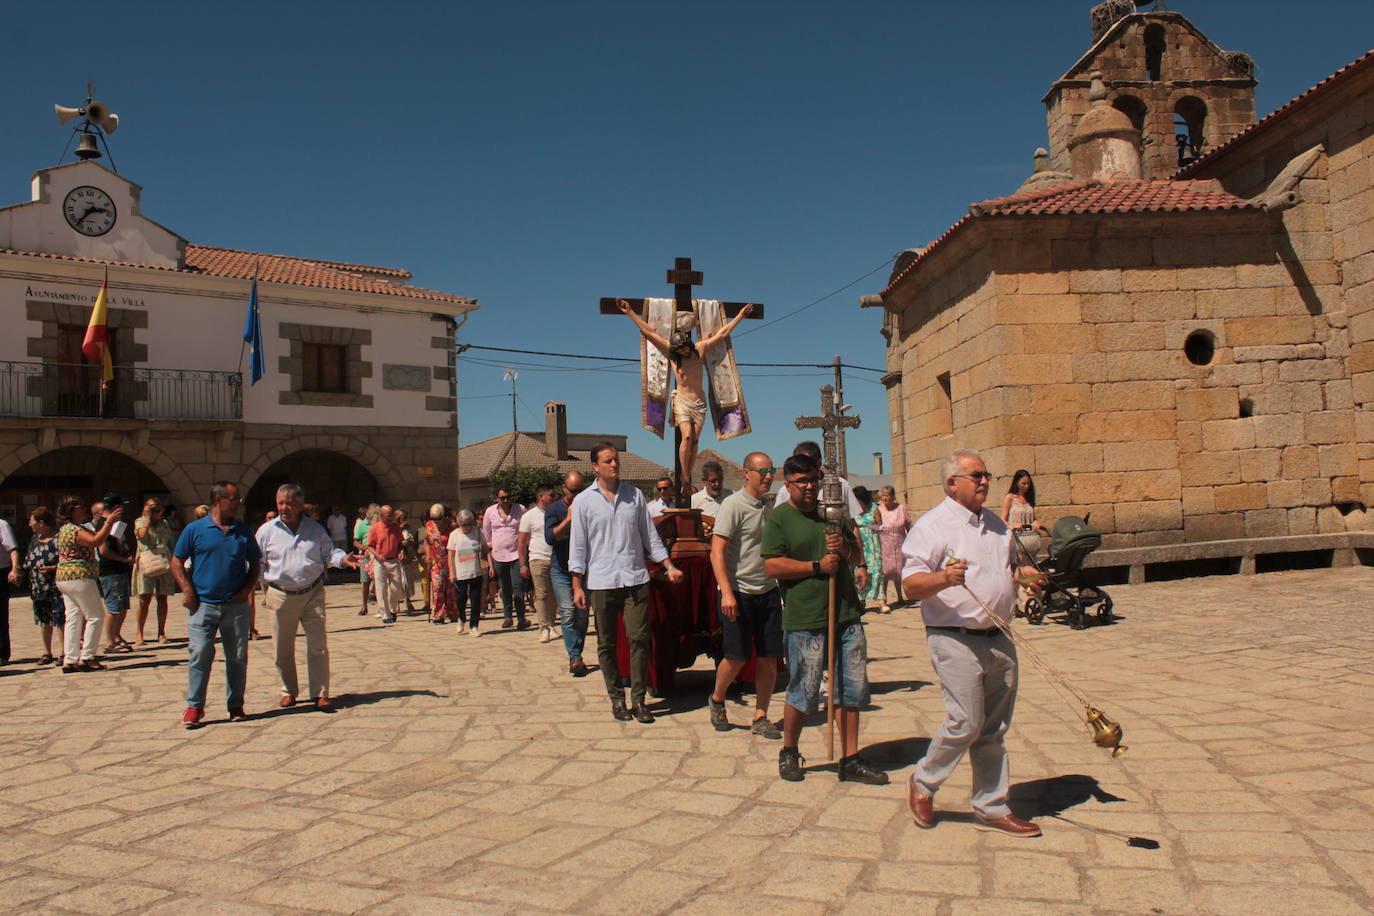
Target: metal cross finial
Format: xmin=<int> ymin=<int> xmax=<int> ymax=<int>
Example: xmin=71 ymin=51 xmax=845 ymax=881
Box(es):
xmin=795 ymin=384 xmax=860 ymax=525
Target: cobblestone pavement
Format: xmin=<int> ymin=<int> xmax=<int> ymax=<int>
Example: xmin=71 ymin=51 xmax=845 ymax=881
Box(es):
xmin=2 ymin=567 xmax=1373 ymax=914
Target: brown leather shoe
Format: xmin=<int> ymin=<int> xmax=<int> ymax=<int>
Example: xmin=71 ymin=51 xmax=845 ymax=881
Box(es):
xmin=908 ymin=781 xmax=935 ymax=828
xmin=279 ymin=695 xmax=296 ymax=708
xmin=976 ymin=813 xmax=1042 ymax=837
xmin=314 ymin=697 xmax=334 ymax=712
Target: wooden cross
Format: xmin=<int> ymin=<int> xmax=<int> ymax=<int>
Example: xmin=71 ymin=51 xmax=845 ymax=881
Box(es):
xmin=796 ymin=384 xmax=861 ymax=523
xmin=600 ymin=257 xmax=764 ymax=506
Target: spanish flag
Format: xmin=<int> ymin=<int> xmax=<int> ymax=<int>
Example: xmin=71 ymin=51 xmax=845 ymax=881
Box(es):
xmin=82 ymin=271 xmax=114 ymax=386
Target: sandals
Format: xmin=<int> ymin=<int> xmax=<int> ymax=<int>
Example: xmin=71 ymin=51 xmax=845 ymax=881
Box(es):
xmin=104 ymin=642 xmax=134 ymax=654
xmin=250 ymin=629 xmax=266 ymax=641
xmin=38 ymin=654 xmax=54 ymax=665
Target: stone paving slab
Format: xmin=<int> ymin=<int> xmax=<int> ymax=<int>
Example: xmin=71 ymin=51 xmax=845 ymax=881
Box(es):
xmin=2 ymin=567 xmax=1373 ymax=914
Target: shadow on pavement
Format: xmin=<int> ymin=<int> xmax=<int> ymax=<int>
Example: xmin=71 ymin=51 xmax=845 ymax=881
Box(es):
xmin=1009 ymin=773 xmax=1126 ymax=817
xmin=330 ymin=689 xmax=444 ymax=710
xmin=858 ymin=735 xmax=932 ymax=772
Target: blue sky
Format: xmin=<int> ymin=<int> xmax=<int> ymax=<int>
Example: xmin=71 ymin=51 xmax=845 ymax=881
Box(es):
xmin=3 ymin=1 xmax=1370 ymax=474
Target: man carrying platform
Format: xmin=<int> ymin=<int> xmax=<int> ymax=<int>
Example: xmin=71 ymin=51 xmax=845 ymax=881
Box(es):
xmin=706 ymin=451 xmax=781 ymax=739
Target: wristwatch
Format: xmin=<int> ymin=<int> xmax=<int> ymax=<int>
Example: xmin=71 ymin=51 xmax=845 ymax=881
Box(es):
xmin=811 ymin=560 xmax=822 ymax=578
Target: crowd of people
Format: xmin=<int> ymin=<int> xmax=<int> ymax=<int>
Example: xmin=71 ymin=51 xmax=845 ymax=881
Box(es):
xmin=0 ymin=446 xmax=1053 ymax=837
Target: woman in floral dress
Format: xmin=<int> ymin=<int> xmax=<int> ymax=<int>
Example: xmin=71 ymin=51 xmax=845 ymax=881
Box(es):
xmin=22 ymin=507 xmax=63 ymax=664
xmin=851 ymin=486 xmax=884 ymax=606
xmin=424 ymin=504 xmax=455 ymax=623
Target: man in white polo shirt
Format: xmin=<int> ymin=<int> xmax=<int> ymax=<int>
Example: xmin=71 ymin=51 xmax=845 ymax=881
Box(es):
xmin=900 ymin=448 xmax=1044 ymax=838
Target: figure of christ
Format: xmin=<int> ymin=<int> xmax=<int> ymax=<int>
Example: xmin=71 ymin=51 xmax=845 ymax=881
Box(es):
xmin=618 ymin=300 xmax=753 ymax=492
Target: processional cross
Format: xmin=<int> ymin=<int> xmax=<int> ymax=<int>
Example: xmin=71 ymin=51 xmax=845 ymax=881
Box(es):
xmin=599 ymin=257 xmax=764 ymax=507
xmin=795 ymin=383 xmax=860 ymax=762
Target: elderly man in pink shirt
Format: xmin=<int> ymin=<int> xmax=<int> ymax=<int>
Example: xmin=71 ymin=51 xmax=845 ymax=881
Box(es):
xmin=482 ymin=487 xmax=528 ymax=629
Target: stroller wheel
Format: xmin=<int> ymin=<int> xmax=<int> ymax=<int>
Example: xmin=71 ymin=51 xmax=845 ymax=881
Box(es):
xmin=1097 ymin=594 xmax=1114 ymax=623
xmin=1024 ymin=597 xmax=1045 ymax=625
xmin=1067 ymin=595 xmax=1087 ymax=630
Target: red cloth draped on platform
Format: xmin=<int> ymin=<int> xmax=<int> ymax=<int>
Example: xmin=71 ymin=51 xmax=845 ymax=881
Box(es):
xmin=615 ymin=555 xmax=716 ymax=694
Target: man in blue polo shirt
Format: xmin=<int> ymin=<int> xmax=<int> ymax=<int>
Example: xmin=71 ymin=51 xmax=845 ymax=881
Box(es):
xmin=172 ymin=481 xmax=260 ymax=729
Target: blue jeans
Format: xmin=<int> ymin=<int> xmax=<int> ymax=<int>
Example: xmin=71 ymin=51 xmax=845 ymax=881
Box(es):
xmin=784 ymin=619 xmax=870 ymax=714
xmin=492 ymin=559 xmax=527 ymax=623
xmin=187 ymin=600 xmax=250 ymax=710
xmin=549 ymin=563 xmax=586 ymax=660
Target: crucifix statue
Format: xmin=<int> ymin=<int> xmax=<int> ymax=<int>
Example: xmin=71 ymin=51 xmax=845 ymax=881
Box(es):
xmin=601 ymin=257 xmax=764 ymax=502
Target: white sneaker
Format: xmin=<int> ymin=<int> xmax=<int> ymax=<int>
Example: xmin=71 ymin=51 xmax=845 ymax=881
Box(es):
xmin=457 ymin=622 xmax=468 ymax=634
xmin=539 ymin=626 xmax=552 ymax=644
xmin=471 ymin=626 xmax=481 ymax=638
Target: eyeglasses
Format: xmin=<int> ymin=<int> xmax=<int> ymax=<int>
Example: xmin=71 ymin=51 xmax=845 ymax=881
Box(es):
xmin=951 ymin=472 xmax=993 ymax=482
xmin=786 ymin=477 xmax=821 ymax=488
xmin=656 ymin=485 xmax=672 ymax=491
xmin=497 ymin=495 xmax=512 ymax=501
xmin=703 ymin=478 xmax=721 ymax=485
xmin=746 ymin=466 xmax=778 ymax=476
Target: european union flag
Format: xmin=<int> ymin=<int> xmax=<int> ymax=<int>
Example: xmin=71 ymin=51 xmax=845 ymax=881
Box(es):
xmin=242 ymin=277 xmax=265 ymax=385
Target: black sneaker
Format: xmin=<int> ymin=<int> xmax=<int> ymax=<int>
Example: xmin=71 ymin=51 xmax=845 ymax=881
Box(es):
xmin=708 ymin=697 xmax=730 ymax=731
xmin=778 ymin=747 xmax=805 ymax=782
xmin=837 ymin=754 xmax=890 ymax=785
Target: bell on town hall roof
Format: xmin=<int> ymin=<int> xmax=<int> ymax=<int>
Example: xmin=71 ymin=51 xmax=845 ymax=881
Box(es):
xmin=54 ymin=83 xmax=121 ymax=170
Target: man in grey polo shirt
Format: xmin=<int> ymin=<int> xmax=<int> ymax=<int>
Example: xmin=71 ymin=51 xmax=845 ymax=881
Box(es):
xmin=706 ymin=451 xmax=783 ymax=738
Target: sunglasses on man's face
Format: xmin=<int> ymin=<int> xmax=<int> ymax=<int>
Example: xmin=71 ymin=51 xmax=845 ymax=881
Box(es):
xmin=746 ymin=466 xmax=777 ymax=476
xmin=656 ymin=485 xmax=672 ymax=491
xmin=951 ymin=472 xmax=993 ymax=482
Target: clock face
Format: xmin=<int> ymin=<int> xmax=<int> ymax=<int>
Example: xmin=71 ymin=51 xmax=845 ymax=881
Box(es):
xmin=63 ymin=186 xmax=117 ymax=237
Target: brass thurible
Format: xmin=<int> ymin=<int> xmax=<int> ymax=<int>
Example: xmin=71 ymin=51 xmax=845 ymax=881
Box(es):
xmin=1085 ymin=705 xmax=1127 ymax=757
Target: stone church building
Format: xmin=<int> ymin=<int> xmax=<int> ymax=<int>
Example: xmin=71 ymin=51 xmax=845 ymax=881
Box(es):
xmin=0 ymin=150 xmax=475 ymax=525
xmin=869 ymin=4 xmax=1374 ymax=580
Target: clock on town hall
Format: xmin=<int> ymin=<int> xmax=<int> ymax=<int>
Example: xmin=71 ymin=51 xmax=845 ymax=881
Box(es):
xmin=63 ymin=185 xmax=117 ymax=236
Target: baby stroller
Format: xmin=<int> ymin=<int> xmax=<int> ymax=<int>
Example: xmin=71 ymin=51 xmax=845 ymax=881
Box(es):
xmin=1014 ymin=515 xmax=1113 ymax=630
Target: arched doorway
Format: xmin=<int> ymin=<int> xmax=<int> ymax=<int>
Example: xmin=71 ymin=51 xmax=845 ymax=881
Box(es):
xmin=244 ymin=450 xmax=381 ymax=523
xmin=0 ymin=446 xmax=174 ymax=531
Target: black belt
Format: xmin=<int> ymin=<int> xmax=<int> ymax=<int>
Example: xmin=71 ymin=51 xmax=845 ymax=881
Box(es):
xmin=268 ymin=576 xmax=323 ymax=596
xmin=926 ymin=625 xmax=1003 ymax=637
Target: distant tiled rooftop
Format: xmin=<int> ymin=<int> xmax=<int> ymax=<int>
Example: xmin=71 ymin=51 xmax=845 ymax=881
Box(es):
xmin=0 ymin=243 xmax=473 ymax=306
xmin=458 ymin=432 xmax=669 ymax=484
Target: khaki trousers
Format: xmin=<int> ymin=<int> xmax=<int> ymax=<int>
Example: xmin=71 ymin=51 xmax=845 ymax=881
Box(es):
xmin=529 ymin=558 xmax=556 ymax=626
xmin=265 ymin=582 xmax=329 ymax=700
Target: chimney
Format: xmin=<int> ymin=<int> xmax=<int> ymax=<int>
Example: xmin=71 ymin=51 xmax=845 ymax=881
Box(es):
xmin=545 ymin=401 xmax=568 ymax=459
xmin=873 ymin=452 xmax=884 ymax=475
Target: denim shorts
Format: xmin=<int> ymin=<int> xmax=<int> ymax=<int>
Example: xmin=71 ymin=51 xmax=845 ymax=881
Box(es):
xmin=99 ymin=573 xmax=130 ymax=613
xmin=784 ymin=619 xmax=869 ymax=713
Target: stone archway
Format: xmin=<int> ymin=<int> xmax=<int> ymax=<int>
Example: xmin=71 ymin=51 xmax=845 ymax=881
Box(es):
xmin=241 ymin=433 xmax=406 ymax=515
xmin=0 ymin=431 xmax=201 ymax=515
xmin=244 ymin=450 xmax=382 ymax=522
xmin=0 ymin=446 xmax=184 ymax=528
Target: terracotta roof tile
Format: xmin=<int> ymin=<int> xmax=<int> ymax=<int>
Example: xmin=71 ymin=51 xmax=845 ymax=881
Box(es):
xmin=882 ymin=180 xmax=1257 ymax=295
xmin=1177 ymin=48 xmax=1374 ymax=178
xmin=458 ymin=432 xmax=669 ymax=485
xmin=0 ymin=244 xmax=473 ymax=306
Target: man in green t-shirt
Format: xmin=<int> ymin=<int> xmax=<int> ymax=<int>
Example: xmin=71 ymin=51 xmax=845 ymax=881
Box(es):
xmin=761 ymin=454 xmax=887 ymax=785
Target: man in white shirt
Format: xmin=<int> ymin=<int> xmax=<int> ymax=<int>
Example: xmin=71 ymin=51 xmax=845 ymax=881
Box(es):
xmin=256 ymin=484 xmax=358 ymax=711
xmin=772 ymin=441 xmax=862 ymax=517
xmin=519 ymin=485 xmax=558 ymax=643
xmin=0 ymin=516 xmax=19 ymax=666
xmin=689 ymin=460 xmax=733 ymax=517
xmin=571 ymin=443 xmax=683 ymax=723
xmin=900 ymin=449 xmax=1044 ymax=838
xmin=645 ymin=477 xmax=675 ymax=519
xmin=325 ymin=507 xmax=350 ymax=549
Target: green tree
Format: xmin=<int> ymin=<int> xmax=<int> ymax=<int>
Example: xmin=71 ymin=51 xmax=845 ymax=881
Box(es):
xmin=488 ymin=465 xmax=564 ymax=506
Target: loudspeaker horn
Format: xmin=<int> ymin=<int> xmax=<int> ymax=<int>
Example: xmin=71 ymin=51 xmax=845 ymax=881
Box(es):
xmin=55 ymin=104 xmax=83 ymax=125
xmin=85 ymin=100 xmax=119 ymax=134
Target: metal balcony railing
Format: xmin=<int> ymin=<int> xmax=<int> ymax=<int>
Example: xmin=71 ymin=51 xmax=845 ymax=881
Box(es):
xmin=0 ymin=360 xmax=242 ymax=421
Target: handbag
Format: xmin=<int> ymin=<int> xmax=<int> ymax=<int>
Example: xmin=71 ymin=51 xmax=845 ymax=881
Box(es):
xmin=138 ymin=549 xmax=171 ymax=578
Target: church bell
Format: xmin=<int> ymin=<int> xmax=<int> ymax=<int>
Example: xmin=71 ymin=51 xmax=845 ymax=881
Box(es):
xmin=74 ymin=130 xmax=102 ymax=160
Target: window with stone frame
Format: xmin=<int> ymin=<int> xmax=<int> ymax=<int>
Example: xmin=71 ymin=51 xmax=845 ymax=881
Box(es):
xmin=302 ymin=342 xmax=348 ymax=393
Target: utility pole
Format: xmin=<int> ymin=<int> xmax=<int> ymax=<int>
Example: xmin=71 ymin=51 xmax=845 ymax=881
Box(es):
xmin=833 ymin=355 xmax=849 ymax=476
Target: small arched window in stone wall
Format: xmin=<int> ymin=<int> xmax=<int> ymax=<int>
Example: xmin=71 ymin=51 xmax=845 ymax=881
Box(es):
xmin=1184 ymin=330 xmax=1216 ymax=366
xmin=1143 ymin=23 xmax=1166 ymax=81
xmin=1174 ymin=96 xmax=1208 ymax=165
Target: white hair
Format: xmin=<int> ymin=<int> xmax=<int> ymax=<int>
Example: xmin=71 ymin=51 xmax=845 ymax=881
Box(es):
xmin=940 ymin=449 xmax=983 ymax=494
